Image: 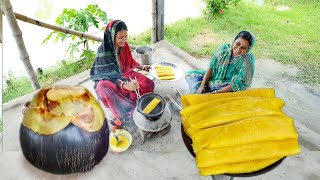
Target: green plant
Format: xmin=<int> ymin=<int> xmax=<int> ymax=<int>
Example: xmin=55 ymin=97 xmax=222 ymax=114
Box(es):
xmin=3 ymin=57 xmax=95 ymax=103
xmin=42 ymin=4 xmax=109 ymax=58
xmin=80 ymin=49 xmax=96 ymax=61
xmin=202 ymin=0 xmax=241 ymax=17
xmin=3 ymin=71 xmax=33 ymax=103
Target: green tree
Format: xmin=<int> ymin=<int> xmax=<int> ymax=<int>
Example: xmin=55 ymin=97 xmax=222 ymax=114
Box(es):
xmin=42 ymin=4 xmax=109 ymax=59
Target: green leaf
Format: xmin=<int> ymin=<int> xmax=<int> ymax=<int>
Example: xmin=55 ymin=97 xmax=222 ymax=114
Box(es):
xmin=41 ymin=4 xmax=108 ymax=60
xmin=42 ymin=32 xmax=54 ymax=44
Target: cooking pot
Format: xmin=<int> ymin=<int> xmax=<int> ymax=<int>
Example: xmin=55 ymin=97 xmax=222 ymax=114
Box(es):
xmin=135 ymin=45 xmax=153 ymax=65
xmin=137 ymin=92 xmax=166 ymax=121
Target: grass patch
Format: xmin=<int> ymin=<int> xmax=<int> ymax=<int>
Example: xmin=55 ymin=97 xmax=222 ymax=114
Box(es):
xmin=129 ymin=29 xmax=153 ymax=46
xmin=3 ymin=58 xmax=94 ymax=103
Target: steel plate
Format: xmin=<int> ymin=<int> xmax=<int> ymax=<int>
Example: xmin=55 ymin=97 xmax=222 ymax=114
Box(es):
xmin=150 ymin=62 xmax=184 ymax=81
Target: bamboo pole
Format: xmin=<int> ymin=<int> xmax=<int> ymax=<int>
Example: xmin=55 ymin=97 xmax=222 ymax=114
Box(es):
xmin=3 ymin=0 xmax=40 ymax=90
xmin=12 ymin=12 xmax=136 ymax=49
xmin=14 ymin=12 xmax=103 ymax=42
xmin=151 ymin=0 xmax=164 ymax=43
xmin=152 ymin=0 xmax=158 ymax=43
xmin=157 ymin=0 xmax=164 ymax=42
xmin=0 ymin=4 xmax=2 ymax=44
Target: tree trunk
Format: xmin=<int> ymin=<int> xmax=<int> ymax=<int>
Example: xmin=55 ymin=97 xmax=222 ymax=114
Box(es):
xmin=3 ymin=0 xmax=40 ymax=90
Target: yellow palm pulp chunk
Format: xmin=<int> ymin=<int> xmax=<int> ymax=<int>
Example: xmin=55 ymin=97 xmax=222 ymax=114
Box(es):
xmin=184 ymin=110 xmax=286 ymax=137
xmin=143 ymin=98 xmax=161 ymax=114
xmin=156 ymin=69 xmax=173 ymax=73
xmin=155 ymin=66 xmax=173 ymax=71
xmin=157 ymin=72 xmax=175 ymax=79
xmin=181 ymin=88 xmax=276 ymax=107
xmin=184 ymin=98 xmax=285 ymax=135
xmin=155 ymin=65 xmax=172 ymax=69
xmin=186 ymin=97 xmax=285 ymax=125
xmin=156 ymin=68 xmax=173 ymax=72
xmin=199 ymin=157 xmax=282 ymax=176
xmin=159 ymin=76 xmax=175 ymax=80
xmin=191 ymin=115 xmax=298 ymax=152
xmin=156 ymin=72 xmax=175 ymax=78
xmin=157 ymin=72 xmax=175 ymax=77
xmin=195 ymin=139 xmax=300 ymax=168
xmin=184 ymin=111 xmax=286 ymax=139
xmin=156 ymin=67 xmax=173 ymax=71
xmin=180 ymin=96 xmax=278 ymax=119
xmin=155 ymin=66 xmax=175 ymax=79
xmin=110 ymin=135 xmax=129 ymax=148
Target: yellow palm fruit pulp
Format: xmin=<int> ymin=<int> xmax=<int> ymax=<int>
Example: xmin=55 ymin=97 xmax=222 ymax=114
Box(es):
xmin=110 ymin=135 xmax=129 ymax=148
xmin=181 ymin=88 xmax=276 ymax=107
xmin=155 ymin=65 xmax=175 ymax=80
xmin=179 ymin=88 xmax=301 ymax=176
xmin=142 ymin=98 xmax=161 ymax=114
xmin=191 ymin=115 xmax=298 ymax=153
xmin=159 ymin=76 xmax=175 ymax=80
xmin=155 ymin=65 xmax=172 ymax=70
xmin=199 ymin=157 xmax=282 ymax=176
xmin=182 ymin=97 xmax=286 ymax=137
xmin=195 ymin=139 xmax=300 ymax=168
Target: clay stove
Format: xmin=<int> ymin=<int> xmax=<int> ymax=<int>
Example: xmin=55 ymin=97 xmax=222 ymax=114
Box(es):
xmin=133 ymin=104 xmax=172 ymax=143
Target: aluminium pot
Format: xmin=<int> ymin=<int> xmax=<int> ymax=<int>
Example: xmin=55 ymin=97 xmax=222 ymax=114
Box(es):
xmin=135 ymin=45 xmax=153 ymax=65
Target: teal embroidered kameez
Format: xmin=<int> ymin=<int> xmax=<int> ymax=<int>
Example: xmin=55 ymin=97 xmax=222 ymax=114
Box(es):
xmin=186 ymin=31 xmax=256 ymax=93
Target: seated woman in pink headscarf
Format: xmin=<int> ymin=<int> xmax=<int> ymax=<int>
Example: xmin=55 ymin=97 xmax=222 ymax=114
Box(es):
xmin=90 ymin=20 xmax=154 ymax=129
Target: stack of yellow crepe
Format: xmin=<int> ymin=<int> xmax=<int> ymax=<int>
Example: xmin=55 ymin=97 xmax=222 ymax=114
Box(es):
xmin=180 ymin=88 xmax=301 ymax=176
xmin=155 ymin=65 xmax=175 ymax=80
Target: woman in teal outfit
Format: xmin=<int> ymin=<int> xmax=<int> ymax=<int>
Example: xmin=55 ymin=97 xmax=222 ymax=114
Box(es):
xmin=185 ymin=31 xmax=256 ymax=94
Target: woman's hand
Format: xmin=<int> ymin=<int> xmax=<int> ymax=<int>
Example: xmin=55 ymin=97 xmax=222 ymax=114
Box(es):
xmin=195 ymin=68 xmax=212 ymax=94
xmin=196 ymin=86 xmax=206 ymax=94
xmin=141 ymin=65 xmax=151 ymax=72
xmin=123 ymin=79 xmax=139 ymax=91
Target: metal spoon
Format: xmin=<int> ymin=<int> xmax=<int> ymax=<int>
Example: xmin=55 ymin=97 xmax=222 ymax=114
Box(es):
xmin=113 ymin=132 xmax=120 ymax=144
xmin=113 ymin=133 xmax=120 ymax=143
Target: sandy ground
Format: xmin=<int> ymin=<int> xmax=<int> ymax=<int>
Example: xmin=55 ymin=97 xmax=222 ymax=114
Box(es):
xmin=1 ymin=40 xmax=319 ymax=179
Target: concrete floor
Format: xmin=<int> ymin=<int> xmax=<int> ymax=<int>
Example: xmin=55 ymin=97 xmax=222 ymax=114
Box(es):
xmin=1 ymin=40 xmax=320 ymax=180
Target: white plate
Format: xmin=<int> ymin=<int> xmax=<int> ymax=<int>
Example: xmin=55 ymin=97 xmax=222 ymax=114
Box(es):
xmin=150 ymin=62 xmax=183 ymax=81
